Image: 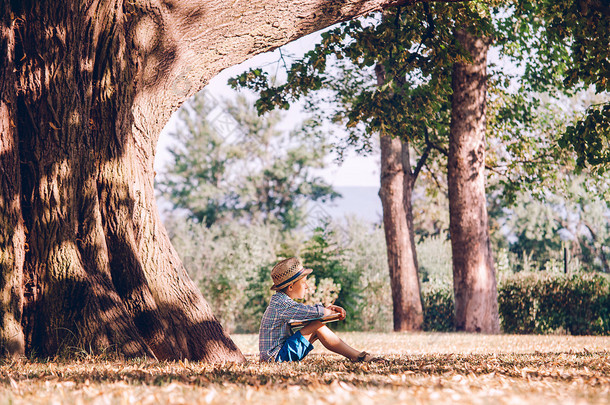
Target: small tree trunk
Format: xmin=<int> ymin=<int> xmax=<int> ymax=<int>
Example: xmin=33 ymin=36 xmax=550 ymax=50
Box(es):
xmin=376 ymin=62 xmax=423 ymax=332
xmin=448 ymin=29 xmax=500 ymax=333
xmin=401 ymin=142 xmax=420 ymax=274
xmin=379 ymin=135 xmax=424 ymax=331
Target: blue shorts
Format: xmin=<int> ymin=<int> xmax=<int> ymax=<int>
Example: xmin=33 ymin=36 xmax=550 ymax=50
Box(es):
xmin=276 ymin=331 xmax=314 ymax=362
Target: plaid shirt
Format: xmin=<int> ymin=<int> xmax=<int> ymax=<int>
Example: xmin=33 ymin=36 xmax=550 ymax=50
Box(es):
xmin=259 ymin=291 xmax=324 ymax=362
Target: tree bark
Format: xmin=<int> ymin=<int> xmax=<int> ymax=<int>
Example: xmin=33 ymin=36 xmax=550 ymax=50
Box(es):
xmin=379 ymin=134 xmax=425 ymax=331
xmin=401 ymin=142 xmax=421 ymax=277
xmin=0 ymin=2 xmax=25 ymax=357
xmin=448 ymin=29 xmax=500 ymax=333
xmin=0 ymin=0 xmax=432 ymax=360
xmin=377 ymin=62 xmax=423 ymax=332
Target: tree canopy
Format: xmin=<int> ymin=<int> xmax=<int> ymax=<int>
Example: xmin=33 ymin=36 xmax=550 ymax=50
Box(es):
xmin=504 ymin=0 xmax=610 ymax=171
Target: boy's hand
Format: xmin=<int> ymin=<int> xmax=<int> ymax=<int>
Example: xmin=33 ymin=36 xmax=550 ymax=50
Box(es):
xmin=327 ymin=305 xmax=346 ymax=321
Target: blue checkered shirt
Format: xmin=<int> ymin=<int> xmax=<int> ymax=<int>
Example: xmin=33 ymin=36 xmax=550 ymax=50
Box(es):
xmin=259 ymin=291 xmax=325 ymax=362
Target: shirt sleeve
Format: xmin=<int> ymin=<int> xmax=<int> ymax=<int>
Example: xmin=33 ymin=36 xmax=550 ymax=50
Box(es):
xmin=280 ymin=300 xmax=324 ymax=322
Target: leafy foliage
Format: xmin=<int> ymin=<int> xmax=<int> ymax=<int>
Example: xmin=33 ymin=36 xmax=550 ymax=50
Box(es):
xmin=231 ymin=0 xmax=609 ymax=191
xmin=229 ymin=2 xmax=495 ymax=159
xmin=504 ymin=0 xmax=610 ymax=171
xmin=163 ymin=216 xmax=280 ymax=333
xmin=166 ymin=206 xmax=610 ymax=334
xmin=491 ymin=173 xmax=610 ymax=273
xmin=417 ymin=232 xmax=453 ymax=285
xmin=419 ymin=271 xmax=610 ymax=335
xmin=498 ymin=272 xmax=610 ymax=335
xmin=335 ymin=217 xmax=393 ymax=332
xmin=421 ymin=285 xmax=455 ymax=332
xmin=300 ymin=225 xmax=362 ymax=329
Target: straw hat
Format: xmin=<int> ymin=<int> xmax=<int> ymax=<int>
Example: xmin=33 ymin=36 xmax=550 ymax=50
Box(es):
xmin=270 ymin=257 xmax=312 ymax=290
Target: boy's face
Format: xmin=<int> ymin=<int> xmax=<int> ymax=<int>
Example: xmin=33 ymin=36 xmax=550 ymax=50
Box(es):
xmin=287 ymin=276 xmax=308 ymax=300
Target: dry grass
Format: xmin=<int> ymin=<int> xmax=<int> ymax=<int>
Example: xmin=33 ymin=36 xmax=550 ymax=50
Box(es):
xmin=1 ymin=333 xmax=609 ymax=404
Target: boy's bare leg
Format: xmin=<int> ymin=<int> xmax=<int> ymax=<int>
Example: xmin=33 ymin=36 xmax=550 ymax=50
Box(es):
xmin=300 ymin=321 xmax=361 ymax=361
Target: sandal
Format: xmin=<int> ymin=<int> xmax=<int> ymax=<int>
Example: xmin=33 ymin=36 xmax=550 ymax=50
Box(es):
xmin=354 ymin=351 xmax=369 ymax=362
xmin=353 ymin=351 xmax=387 ymax=363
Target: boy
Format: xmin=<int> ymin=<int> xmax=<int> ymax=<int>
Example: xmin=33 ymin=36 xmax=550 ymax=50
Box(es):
xmin=259 ymin=257 xmax=376 ymax=362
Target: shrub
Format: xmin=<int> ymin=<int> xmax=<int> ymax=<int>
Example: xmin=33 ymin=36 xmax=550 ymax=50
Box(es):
xmin=418 ymin=233 xmax=455 ymax=332
xmin=167 ymin=213 xmax=610 ymax=336
xmin=421 ymin=285 xmax=455 ymax=332
xmin=498 ymin=272 xmax=610 ymax=335
xmin=304 ymin=275 xmax=341 ymax=307
xmin=420 ymin=272 xmax=610 ymax=335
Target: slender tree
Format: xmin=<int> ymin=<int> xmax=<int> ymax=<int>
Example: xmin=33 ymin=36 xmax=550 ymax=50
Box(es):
xmin=0 ymin=0 xmax=433 ymax=360
xmin=230 ymin=4 xmax=461 ymax=331
xmin=230 ymin=4 xmax=499 ymax=332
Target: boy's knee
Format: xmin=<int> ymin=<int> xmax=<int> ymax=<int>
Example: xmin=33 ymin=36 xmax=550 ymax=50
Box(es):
xmin=299 ymin=320 xmax=325 ymax=336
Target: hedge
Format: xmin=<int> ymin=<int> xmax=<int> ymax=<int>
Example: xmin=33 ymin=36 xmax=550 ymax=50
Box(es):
xmin=422 ymin=272 xmax=610 ymax=335
xmin=497 ymin=272 xmax=610 ymax=335
xmin=422 ymin=285 xmax=455 ymax=332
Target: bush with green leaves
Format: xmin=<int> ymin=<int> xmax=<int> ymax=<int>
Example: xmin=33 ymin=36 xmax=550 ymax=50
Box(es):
xmin=300 ymin=223 xmax=363 ymax=330
xmin=337 ymin=217 xmax=393 ymax=332
xmin=498 ymin=272 xmax=610 ymax=335
xmin=419 ymin=271 xmax=610 ymax=335
xmin=421 ymin=285 xmax=455 ymax=332
xmin=417 ymin=232 xmax=455 ymax=332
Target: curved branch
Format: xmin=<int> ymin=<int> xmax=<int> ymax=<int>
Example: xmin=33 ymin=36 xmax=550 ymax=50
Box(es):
xmin=132 ymin=0 xmax=444 ymax=138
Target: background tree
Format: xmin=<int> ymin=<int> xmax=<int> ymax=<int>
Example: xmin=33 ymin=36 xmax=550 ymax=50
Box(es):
xmin=485 ymin=85 xmax=610 ymax=274
xmin=156 ymin=92 xmax=338 ymax=230
xmin=0 ymin=0 xmax=425 ymax=360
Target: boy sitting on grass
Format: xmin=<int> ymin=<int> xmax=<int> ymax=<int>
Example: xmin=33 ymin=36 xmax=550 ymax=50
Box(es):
xmin=259 ymin=257 xmax=377 ymax=362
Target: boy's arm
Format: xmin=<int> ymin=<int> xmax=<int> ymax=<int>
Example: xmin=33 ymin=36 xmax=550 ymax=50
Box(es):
xmin=283 ymin=300 xmax=325 ymax=322
xmin=322 ymin=307 xmax=335 ymax=317
xmin=288 ymin=306 xmax=344 ymax=330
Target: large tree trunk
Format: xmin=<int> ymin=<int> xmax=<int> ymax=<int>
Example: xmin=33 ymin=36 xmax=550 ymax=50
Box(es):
xmin=0 ymin=0 xmax=422 ymax=360
xmin=447 ymin=29 xmax=500 ymax=333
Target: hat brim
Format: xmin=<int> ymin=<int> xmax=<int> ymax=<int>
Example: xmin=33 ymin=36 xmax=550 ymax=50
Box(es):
xmin=271 ymin=268 xmax=313 ymax=290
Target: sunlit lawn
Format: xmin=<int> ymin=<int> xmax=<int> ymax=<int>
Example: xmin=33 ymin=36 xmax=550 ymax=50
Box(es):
xmin=1 ymin=333 xmax=608 ymax=404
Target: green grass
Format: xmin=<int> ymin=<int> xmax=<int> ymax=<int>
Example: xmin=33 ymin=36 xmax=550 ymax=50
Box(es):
xmin=1 ymin=333 xmax=609 ymax=404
